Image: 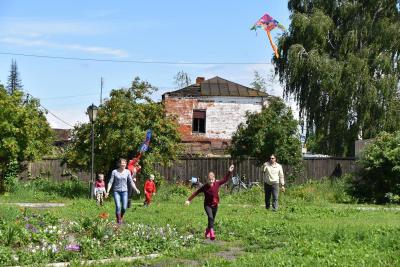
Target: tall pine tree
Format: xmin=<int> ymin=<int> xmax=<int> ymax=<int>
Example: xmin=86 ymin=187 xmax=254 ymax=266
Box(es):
xmin=275 ymin=0 xmax=400 ymax=156
xmin=7 ymin=59 xmax=23 ymax=94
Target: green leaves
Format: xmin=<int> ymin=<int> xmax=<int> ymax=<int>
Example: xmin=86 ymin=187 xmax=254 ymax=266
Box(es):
xmin=351 ymin=131 xmax=400 ymax=203
xmin=230 ymin=98 xmax=302 ymax=169
xmin=64 ymin=77 xmax=182 ymax=176
xmin=276 ymin=0 xmax=400 ymax=156
xmin=0 ymin=85 xmax=53 ymax=190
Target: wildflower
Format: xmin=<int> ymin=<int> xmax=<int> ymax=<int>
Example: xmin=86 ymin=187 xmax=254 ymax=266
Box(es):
xmin=25 ymin=224 xmax=39 ymax=233
xmin=99 ymin=212 xmax=109 ymax=219
xmin=50 ymin=244 xmax=58 ymax=253
xmin=65 ymin=244 xmax=81 ymax=252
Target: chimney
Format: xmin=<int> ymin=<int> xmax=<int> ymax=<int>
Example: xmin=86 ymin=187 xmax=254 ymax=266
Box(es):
xmin=196 ymin=77 xmax=205 ymax=85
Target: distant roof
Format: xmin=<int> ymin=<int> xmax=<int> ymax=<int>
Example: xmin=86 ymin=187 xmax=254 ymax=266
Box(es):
xmin=164 ymin=76 xmax=268 ymax=97
xmin=52 ymin=128 xmax=71 ymax=142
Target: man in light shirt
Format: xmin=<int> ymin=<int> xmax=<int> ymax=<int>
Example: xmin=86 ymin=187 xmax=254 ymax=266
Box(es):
xmin=263 ymin=154 xmax=285 ymax=211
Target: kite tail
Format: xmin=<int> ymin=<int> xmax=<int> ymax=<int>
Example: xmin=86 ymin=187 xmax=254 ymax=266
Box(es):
xmin=266 ymin=30 xmax=279 ymax=58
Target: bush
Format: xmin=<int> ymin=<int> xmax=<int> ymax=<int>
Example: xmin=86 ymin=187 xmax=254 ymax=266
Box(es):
xmin=286 ymin=176 xmax=354 ymax=204
xmin=350 ymin=131 xmax=400 ymax=203
xmin=3 ymin=160 xmax=19 ymax=193
xmin=21 ymin=177 xmax=89 ymax=199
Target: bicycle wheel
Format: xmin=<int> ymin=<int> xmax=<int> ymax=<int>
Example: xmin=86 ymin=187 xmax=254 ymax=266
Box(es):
xmin=230 ymin=184 xmax=240 ymax=193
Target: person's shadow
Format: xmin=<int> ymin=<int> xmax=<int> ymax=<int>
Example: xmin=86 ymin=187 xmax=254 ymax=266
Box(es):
xmin=331 ymin=163 xmax=342 ymax=180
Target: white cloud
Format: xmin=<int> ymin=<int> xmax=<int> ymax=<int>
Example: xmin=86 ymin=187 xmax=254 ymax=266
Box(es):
xmin=0 ymin=37 xmax=128 ymax=57
xmin=0 ymin=18 xmax=108 ymax=37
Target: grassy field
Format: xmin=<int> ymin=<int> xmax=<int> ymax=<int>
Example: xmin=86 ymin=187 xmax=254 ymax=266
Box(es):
xmin=0 ymin=180 xmax=399 ymax=266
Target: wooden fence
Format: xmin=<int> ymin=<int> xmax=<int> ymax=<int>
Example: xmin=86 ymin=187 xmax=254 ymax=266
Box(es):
xmin=20 ymin=157 xmax=357 ymax=184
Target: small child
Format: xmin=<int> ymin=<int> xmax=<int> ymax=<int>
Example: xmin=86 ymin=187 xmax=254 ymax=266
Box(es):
xmin=144 ymin=174 xmax=156 ymax=206
xmin=94 ymin=174 xmax=106 ymax=206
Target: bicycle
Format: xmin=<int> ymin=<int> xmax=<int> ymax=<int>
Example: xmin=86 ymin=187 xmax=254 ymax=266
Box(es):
xmin=230 ymin=174 xmax=260 ymax=193
xmin=189 ymin=176 xmax=203 ymax=189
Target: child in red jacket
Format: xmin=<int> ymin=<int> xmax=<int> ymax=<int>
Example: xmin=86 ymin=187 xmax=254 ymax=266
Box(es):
xmin=185 ymin=164 xmax=234 ymax=241
xmin=144 ymin=174 xmax=156 ymax=206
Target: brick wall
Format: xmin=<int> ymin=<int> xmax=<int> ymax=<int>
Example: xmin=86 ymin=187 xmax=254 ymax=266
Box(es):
xmin=164 ymin=95 xmax=266 ymax=155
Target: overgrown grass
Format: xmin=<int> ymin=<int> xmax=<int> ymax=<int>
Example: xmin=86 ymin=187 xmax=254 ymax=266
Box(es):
xmin=0 ymin=178 xmax=399 ymax=266
xmin=0 ymin=177 xmax=89 ymax=202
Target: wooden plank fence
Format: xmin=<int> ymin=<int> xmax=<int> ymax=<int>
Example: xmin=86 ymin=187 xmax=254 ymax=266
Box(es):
xmin=20 ymin=157 xmax=358 ymax=184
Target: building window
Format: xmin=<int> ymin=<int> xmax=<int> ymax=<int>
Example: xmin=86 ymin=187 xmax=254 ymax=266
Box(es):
xmin=192 ymin=110 xmax=206 ymax=134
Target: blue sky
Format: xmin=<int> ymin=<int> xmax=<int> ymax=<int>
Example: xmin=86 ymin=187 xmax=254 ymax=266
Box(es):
xmin=0 ymin=1 xmax=291 ymax=128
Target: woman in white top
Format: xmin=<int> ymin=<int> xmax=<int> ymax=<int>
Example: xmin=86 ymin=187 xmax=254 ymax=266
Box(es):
xmin=105 ymin=158 xmax=140 ymax=224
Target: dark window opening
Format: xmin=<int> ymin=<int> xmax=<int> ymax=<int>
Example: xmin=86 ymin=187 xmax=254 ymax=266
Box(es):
xmin=192 ymin=110 xmax=206 ymax=134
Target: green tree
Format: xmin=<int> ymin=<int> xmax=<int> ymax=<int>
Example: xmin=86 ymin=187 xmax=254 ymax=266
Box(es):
xmin=230 ymin=98 xmax=302 ymax=180
xmin=0 ymin=84 xmax=53 ymax=191
xmin=275 ymin=0 xmax=400 ymax=156
xmin=7 ymin=59 xmax=23 ymax=94
xmin=173 ymin=71 xmax=191 ymax=89
xmin=64 ymin=77 xmax=182 ymax=178
xmin=251 ymin=70 xmax=278 ymax=95
xmin=350 ymin=131 xmax=400 ymax=203
xmin=250 ymin=71 xmax=268 ymax=93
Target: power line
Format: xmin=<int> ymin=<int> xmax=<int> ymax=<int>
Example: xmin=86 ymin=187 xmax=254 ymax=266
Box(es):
xmin=0 ymin=51 xmax=272 ymax=65
xmin=24 ymin=92 xmax=75 ymax=128
xmin=41 ymin=104 xmax=74 ymax=128
xmin=40 ymin=86 xmax=173 ymax=101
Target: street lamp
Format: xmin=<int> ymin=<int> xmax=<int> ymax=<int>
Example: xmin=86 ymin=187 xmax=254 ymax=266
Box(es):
xmin=87 ymin=103 xmax=98 ymax=198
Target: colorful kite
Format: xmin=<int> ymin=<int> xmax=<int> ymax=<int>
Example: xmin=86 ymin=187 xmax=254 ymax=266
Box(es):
xmin=251 ymin=13 xmax=285 ymax=58
xmin=127 ymin=129 xmax=152 ymax=175
xmin=139 ymin=129 xmax=152 ymax=153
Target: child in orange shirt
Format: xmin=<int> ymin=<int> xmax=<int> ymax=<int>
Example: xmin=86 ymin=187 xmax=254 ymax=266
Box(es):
xmin=144 ymin=174 xmax=156 ymax=206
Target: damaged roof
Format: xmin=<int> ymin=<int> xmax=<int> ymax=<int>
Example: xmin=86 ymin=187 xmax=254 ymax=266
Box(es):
xmin=164 ymin=76 xmax=269 ymax=97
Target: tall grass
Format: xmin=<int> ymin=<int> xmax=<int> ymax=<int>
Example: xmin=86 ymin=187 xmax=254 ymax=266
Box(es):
xmin=0 ymin=177 xmax=89 ymax=202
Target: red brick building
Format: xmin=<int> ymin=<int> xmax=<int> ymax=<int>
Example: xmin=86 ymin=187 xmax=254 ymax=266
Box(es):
xmin=162 ymin=76 xmax=270 ymax=156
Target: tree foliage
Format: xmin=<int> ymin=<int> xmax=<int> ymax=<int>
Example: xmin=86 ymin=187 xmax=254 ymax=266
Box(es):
xmin=64 ymin=77 xmax=182 ymax=178
xmin=230 ymin=98 xmax=302 ymax=176
xmin=350 ymin=131 xmax=400 ymax=203
xmin=0 ymin=84 xmax=53 ymax=190
xmin=275 ymin=0 xmax=400 ymax=156
xmin=250 ymin=71 xmax=268 ymax=93
xmin=7 ymin=59 xmax=23 ymax=94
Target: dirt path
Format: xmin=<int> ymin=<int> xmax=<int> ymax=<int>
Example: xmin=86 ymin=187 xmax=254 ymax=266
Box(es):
xmin=146 ymin=240 xmax=244 ymax=267
xmin=0 ymin=202 xmax=65 ymax=208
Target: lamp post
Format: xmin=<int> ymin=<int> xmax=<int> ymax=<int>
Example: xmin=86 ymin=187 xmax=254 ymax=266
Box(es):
xmin=87 ymin=103 xmax=98 ymax=198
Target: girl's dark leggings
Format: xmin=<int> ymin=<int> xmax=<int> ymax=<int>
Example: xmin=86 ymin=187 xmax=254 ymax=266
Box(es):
xmin=204 ymin=205 xmax=218 ymax=229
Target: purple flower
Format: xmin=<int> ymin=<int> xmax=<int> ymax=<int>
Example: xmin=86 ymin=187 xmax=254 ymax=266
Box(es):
xmin=25 ymin=224 xmax=38 ymax=233
xmin=65 ymin=244 xmax=81 ymax=252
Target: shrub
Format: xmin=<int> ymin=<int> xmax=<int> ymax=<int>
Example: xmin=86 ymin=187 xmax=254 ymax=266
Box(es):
xmin=3 ymin=160 xmax=19 ymax=193
xmin=350 ymin=131 xmax=400 ymax=203
xmin=286 ymin=176 xmax=354 ymax=204
xmin=22 ymin=177 xmax=88 ymax=199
